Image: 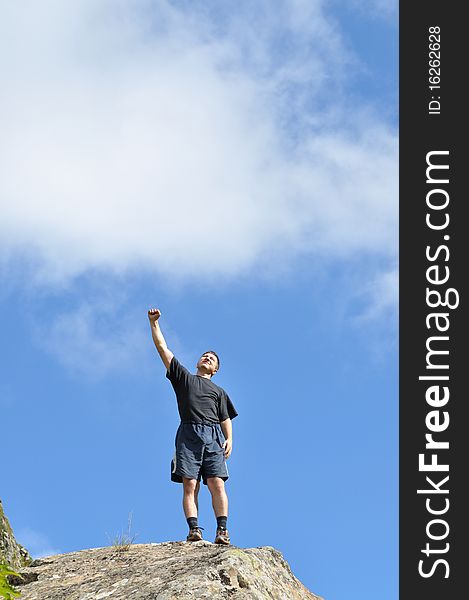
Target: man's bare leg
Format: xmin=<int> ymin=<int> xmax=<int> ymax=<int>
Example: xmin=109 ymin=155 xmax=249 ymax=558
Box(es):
xmin=207 ymin=477 xmax=230 ymax=544
xmin=206 ymin=477 xmax=228 ymax=517
xmin=194 ymin=480 xmax=200 ymax=512
xmin=182 ymin=478 xmax=200 ymax=518
xmin=183 ymin=478 xmax=202 ymax=541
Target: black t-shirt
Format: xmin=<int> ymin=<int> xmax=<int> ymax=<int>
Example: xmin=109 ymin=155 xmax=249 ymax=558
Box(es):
xmin=166 ymin=356 xmax=238 ymax=424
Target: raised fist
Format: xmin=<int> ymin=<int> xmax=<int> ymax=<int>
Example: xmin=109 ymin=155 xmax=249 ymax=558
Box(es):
xmin=148 ymin=308 xmax=162 ymax=323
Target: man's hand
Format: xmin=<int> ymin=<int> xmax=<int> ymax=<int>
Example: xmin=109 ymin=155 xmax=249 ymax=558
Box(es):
xmin=223 ymin=439 xmax=232 ymax=459
xmin=220 ymin=419 xmax=233 ymax=459
xmin=148 ymin=308 xmax=174 ymax=370
xmin=148 ymin=308 xmax=161 ymax=323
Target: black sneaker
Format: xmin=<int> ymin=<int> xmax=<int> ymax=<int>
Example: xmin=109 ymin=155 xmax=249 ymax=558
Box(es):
xmin=214 ymin=527 xmax=230 ymax=545
xmin=186 ymin=527 xmax=204 ymax=542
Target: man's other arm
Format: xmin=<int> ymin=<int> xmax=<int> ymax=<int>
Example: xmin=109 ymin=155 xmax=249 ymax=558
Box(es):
xmin=220 ymin=418 xmax=233 ymax=459
xmin=148 ymin=308 xmax=174 ymax=371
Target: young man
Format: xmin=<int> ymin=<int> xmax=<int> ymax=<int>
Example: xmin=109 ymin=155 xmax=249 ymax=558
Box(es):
xmin=148 ymin=307 xmax=238 ymax=545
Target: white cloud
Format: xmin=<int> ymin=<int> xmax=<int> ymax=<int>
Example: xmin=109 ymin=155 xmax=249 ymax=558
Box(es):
xmin=16 ymin=527 xmax=61 ymax=559
xmin=347 ymin=0 xmax=398 ymax=19
xmin=0 ymin=0 xmax=397 ymax=287
xmin=355 ymin=266 xmax=399 ymax=322
xmin=32 ymin=296 xmax=150 ymax=379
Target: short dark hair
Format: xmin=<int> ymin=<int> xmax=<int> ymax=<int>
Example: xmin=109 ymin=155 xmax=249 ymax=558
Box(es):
xmin=202 ymin=350 xmax=220 ymax=370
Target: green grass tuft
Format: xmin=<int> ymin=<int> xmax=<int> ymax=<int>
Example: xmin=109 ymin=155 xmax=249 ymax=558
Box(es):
xmin=107 ymin=512 xmax=137 ymax=552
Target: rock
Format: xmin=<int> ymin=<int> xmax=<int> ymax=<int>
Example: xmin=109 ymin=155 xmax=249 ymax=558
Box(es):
xmin=9 ymin=541 xmax=323 ymax=599
xmin=0 ymin=499 xmax=32 ymax=569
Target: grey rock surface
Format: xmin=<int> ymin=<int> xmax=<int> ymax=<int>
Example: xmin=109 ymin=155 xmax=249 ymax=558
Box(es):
xmin=0 ymin=499 xmax=32 ymax=569
xmin=10 ymin=541 xmax=324 ymax=599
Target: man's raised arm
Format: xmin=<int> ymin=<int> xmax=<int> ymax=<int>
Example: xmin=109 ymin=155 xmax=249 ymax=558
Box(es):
xmin=148 ymin=308 xmax=174 ymax=371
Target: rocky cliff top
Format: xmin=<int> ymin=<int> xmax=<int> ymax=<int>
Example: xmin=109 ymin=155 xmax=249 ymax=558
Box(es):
xmin=9 ymin=541 xmax=323 ymax=600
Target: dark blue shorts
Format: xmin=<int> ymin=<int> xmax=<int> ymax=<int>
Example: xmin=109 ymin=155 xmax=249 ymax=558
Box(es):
xmin=171 ymin=422 xmax=228 ymax=485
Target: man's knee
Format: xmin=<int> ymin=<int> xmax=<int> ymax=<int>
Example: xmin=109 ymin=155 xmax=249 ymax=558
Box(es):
xmin=183 ymin=478 xmax=199 ymax=493
xmin=207 ymin=477 xmax=225 ymax=493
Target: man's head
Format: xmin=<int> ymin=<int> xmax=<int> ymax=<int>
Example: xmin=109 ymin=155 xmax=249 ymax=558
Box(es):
xmin=196 ymin=351 xmax=220 ymax=378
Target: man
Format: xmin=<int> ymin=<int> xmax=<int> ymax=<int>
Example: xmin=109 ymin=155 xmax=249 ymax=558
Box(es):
xmin=148 ymin=307 xmax=238 ymax=545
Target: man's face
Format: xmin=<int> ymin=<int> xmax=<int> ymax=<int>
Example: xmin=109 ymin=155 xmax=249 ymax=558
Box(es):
xmin=197 ymin=352 xmax=218 ymax=376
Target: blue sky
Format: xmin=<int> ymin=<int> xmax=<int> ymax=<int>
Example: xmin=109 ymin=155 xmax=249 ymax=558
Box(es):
xmin=1 ymin=2 xmax=397 ymax=599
